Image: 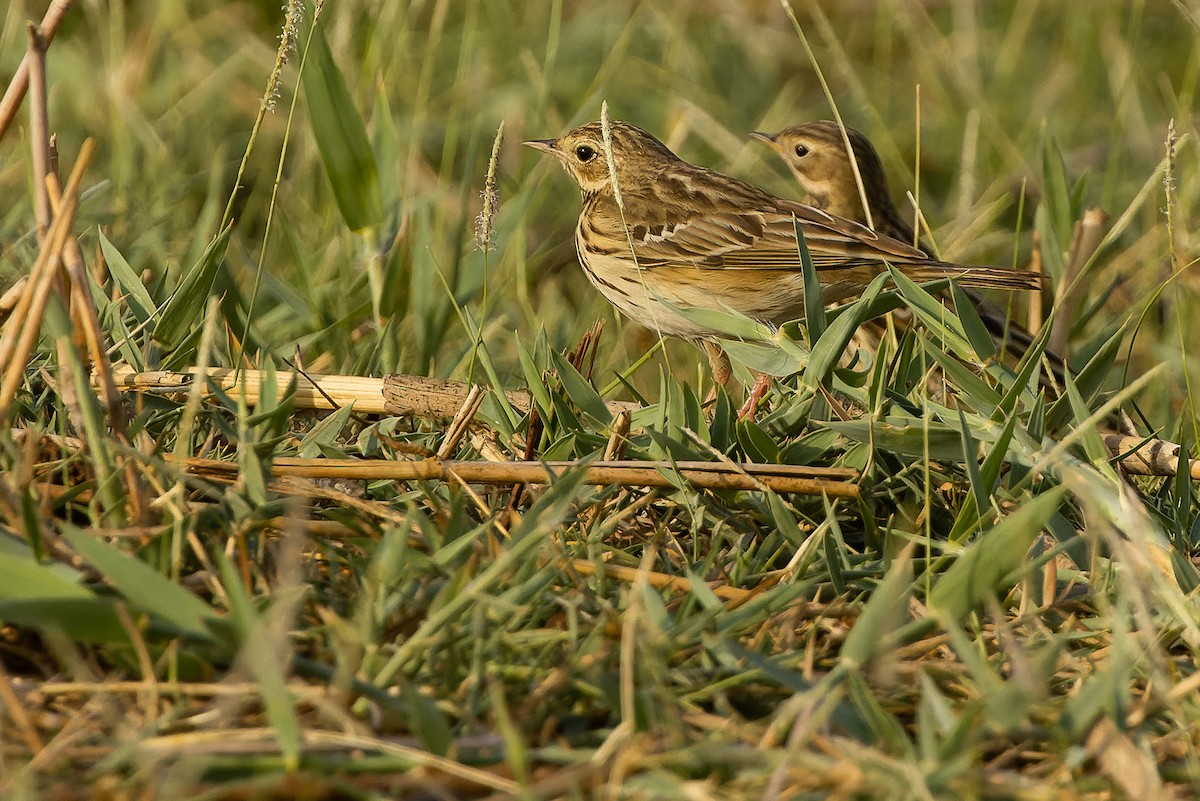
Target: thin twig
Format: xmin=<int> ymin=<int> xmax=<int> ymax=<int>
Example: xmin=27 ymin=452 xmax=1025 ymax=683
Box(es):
xmin=184 ymin=455 xmax=861 ymax=497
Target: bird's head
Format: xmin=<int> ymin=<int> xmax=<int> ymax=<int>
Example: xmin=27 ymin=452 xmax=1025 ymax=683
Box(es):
xmin=524 ymin=120 xmax=677 ymax=196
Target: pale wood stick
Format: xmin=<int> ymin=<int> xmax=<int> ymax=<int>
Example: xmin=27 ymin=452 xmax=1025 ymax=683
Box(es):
xmin=107 ymin=364 xmax=641 ymax=418
xmin=104 ymin=366 xmax=1200 ymax=480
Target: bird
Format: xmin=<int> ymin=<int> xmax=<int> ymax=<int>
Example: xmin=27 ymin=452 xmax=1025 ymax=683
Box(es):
xmin=524 ymin=120 xmax=1043 ymax=405
xmin=750 ymin=120 xmax=1062 ymax=383
xmin=751 ymin=121 xmax=919 ymax=246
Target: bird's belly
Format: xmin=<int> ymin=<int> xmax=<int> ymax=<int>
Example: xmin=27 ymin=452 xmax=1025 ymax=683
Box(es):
xmin=578 ymin=254 xmax=811 ymax=339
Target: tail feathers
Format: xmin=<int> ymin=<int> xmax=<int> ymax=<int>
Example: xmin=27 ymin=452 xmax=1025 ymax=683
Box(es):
xmin=903 ymin=263 xmax=1044 ymax=292
xmin=971 ymin=297 xmax=1068 ymax=373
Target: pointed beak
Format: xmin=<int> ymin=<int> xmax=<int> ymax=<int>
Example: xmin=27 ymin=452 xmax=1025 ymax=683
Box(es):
xmin=749 ymin=131 xmax=783 ymax=153
xmin=522 ymin=138 xmax=559 ymax=156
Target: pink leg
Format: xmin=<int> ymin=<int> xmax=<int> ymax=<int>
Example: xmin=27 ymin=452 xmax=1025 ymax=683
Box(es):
xmin=737 ymin=372 xmax=772 ymax=420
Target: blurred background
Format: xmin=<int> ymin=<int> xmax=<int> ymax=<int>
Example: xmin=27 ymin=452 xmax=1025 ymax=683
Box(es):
xmin=1 ymin=0 xmax=1196 ymax=407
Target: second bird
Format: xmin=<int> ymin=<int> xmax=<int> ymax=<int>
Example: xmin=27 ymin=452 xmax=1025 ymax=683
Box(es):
xmin=752 ymin=120 xmax=1061 ymax=380
xmin=525 ymin=120 xmax=1043 ymax=388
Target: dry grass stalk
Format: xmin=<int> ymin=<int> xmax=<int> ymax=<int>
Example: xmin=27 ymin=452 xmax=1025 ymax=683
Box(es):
xmin=0 ymin=277 xmax=28 ymax=317
xmin=435 ymin=384 xmax=486 ymax=459
xmin=26 ymin=24 xmax=50 ymax=240
xmin=1051 ymin=208 xmax=1110 ymax=355
xmin=184 ymin=455 xmax=862 ymax=497
xmin=0 ymin=0 xmax=73 ymax=143
xmin=0 ymin=138 xmax=96 ymax=416
xmin=568 ymin=557 xmax=754 ymax=602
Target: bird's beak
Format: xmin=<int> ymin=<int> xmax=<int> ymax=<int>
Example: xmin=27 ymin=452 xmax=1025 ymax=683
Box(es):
xmin=749 ymin=131 xmax=783 ymax=153
xmin=522 ymin=138 xmax=559 ymax=156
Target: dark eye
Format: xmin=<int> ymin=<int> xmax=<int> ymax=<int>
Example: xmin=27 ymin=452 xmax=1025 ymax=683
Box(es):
xmin=575 ymin=145 xmax=597 ymax=162
xmin=793 ymin=144 xmax=809 ymax=158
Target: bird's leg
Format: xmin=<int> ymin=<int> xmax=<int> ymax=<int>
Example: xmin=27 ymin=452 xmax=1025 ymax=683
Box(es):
xmin=702 ymin=341 xmax=732 ymax=404
xmin=703 ymin=341 xmax=771 ymax=418
xmin=737 ymin=373 xmax=773 ymax=420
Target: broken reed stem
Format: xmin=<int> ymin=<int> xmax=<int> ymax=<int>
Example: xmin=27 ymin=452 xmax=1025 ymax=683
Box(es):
xmin=1028 ymin=229 xmax=1044 ymax=335
xmin=184 ymin=456 xmax=862 ymax=498
xmin=107 ymin=364 xmax=641 ymax=418
xmin=1105 ymin=434 xmax=1200 ymax=481
xmin=0 ymin=138 xmax=96 ymax=417
xmin=0 ymin=0 xmax=74 ymax=144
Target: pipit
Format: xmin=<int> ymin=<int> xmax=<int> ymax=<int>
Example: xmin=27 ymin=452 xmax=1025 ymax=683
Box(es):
xmin=751 ymin=121 xmax=920 ymax=246
xmin=525 ymin=120 xmax=1042 ymax=398
xmin=752 ymin=120 xmax=1059 ymax=380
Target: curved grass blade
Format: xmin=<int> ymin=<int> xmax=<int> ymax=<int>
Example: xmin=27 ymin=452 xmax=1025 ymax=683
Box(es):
xmin=299 ymin=7 xmax=383 ymax=232
xmin=929 ymin=487 xmax=1066 ymax=621
xmin=61 ymin=525 xmax=218 ymax=641
xmin=152 ymin=221 xmax=233 ymax=351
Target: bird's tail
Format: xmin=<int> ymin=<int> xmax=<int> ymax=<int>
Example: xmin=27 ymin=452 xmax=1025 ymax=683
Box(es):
xmin=901 ymin=263 xmax=1044 ymax=292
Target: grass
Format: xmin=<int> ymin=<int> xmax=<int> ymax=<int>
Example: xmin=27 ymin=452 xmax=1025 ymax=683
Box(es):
xmin=1 ymin=0 xmax=1199 ymax=798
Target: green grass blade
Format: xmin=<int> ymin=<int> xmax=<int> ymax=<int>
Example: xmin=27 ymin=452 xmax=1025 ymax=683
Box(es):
xmin=60 ymin=525 xmax=218 ymax=641
xmin=929 ymin=487 xmax=1066 ymax=621
xmin=152 ymin=221 xmax=233 ymax=351
xmin=299 ymin=7 xmax=384 ymax=232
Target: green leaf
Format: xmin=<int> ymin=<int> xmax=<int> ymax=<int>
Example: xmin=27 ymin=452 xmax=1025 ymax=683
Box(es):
xmin=0 ymin=598 xmax=128 ymax=644
xmin=951 ymin=285 xmax=998 ymax=361
xmin=1039 ymin=128 xmax=1074 ymax=245
xmin=929 ymin=487 xmax=1066 ymax=621
xmin=795 ymin=214 xmax=826 ymax=342
xmin=401 ymin=681 xmax=454 ymax=756
xmin=888 ymin=267 xmax=975 ymax=358
xmin=549 ymin=348 xmax=611 ymax=425
xmin=152 ymin=221 xmax=233 ymax=350
xmin=98 ymin=230 xmax=156 ymax=324
xmin=721 ymin=338 xmax=805 ymax=377
xmin=299 ymin=8 xmax=383 ymax=232
xmin=217 ymin=552 xmax=302 ymax=770
xmin=667 ymin=302 xmax=775 ymax=341
xmin=956 ymin=407 xmax=988 ymax=518
xmin=0 ymin=549 xmax=91 ymax=601
xmin=949 ymin=396 xmax=1024 ymax=541
xmin=515 ymin=334 xmax=553 ymax=421
xmin=840 ymin=551 xmax=912 ymax=670
xmin=804 ymin=271 xmax=888 ymax=388
xmin=299 ymin=403 xmax=356 ymax=458
xmin=736 ymin=418 xmax=780 ymax=463
xmin=823 ymin=416 xmax=984 ymax=463
xmin=61 ymin=525 xmax=218 ymax=640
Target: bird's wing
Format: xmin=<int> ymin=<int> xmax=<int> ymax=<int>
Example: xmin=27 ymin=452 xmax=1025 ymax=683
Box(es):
xmin=622 ymin=197 xmax=928 ymax=272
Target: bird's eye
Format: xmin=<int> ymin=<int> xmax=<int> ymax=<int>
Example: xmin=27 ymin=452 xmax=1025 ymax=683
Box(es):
xmin=793 ymin=144 xmax=810 ymax=158
xmin=575 ymin=145 xmax=597 ymax=162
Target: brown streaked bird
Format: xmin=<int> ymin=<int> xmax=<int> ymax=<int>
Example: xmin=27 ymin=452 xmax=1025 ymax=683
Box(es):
xmin=751 ymin=121 xmax=921 ymax=246
xmin=524 ymin=120 xmax=1042 ymax=397
xmin=752 ymin=120 xmax=1063 ymax=383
